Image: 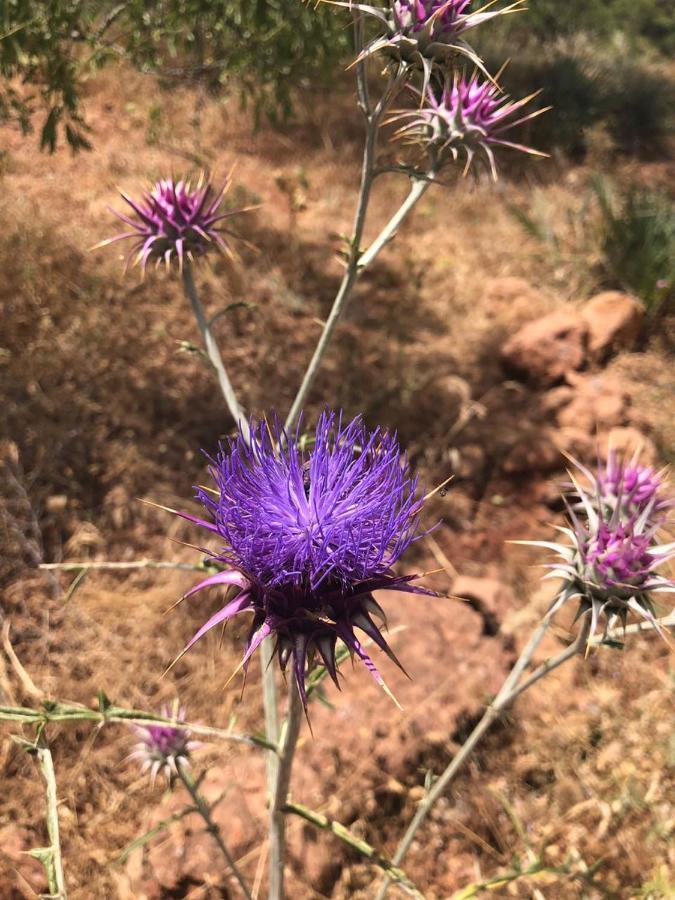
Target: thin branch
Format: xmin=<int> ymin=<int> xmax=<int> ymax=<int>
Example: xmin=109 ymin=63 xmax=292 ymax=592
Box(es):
xmin=0 ymin=701 xmax=277 ymax=751
xmin=268 ymin=681 xmax=304 ymax=900
xmin=284 ymin=63 xmax=412 ymax=433
xmin=353 ymin=12 xmax=371 ymax=117
xmin=284 ymin=802 xmax=424 ymax=899
xmin=177 ymin=766 xmax=253 ymax=900
xmin=357 ymin=172 xmax=435 ymax=270
xmin=374 ymin=609 xmax=588 ymax=900
xmin=182 ymin=263 xmax=249 ymax=440
xmin=261 ymin=637 xmax=281 ymax=791
xmin=32 ymin=735 xmax=67 ymax=898
xmin=39 ymin=560 xmax=207 ymax=573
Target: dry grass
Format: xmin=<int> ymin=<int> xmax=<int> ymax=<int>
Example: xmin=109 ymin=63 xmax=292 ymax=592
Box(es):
xmin=0 ymin=67 xmax=673 ymax=898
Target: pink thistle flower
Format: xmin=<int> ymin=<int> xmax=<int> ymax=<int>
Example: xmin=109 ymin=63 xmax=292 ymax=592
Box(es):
xmin=392 ymin=73 xmax=547 ymax=178
xmin=96 ymin=173 xmax=249 ymax=272
xmin=127 ymin=704 xmax=202 ymax=785
xmin=520 ymin=457 xmax=675 ymax=645
xmin=334 ymin=1 xmax=524 ymax=82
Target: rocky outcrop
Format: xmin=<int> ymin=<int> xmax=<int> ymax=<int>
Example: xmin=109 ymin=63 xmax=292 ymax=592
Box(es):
xmin=500 ymin=310 xmax=588 ymax=386
xmin=580 ymin=291 xmax=644 ymax=361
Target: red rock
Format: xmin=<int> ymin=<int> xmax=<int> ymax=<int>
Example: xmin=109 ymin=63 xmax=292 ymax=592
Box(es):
xmin=500 ymin=310 xmax=588 ymax=386
xmin=556 ymin=373 xmax=629 ymax=434
xmin=580 ymin=291 xmax=644 ymax=360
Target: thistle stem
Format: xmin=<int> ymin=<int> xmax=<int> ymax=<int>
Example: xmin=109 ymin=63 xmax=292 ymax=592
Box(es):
xmin=374 ymin=613 xmax=591 ymax=900
xmin=182 ymin=263 xmax=249 ymax=441
xmin=268 ymin=680 xmax=304 ymax=900
xmin=177 ymin=765 xmax=252 ymax=900
xmin=39 ymin=560 xmax=206 ymax=573
xmin=283 ymin=55 xmax=414 ymax=433
xmin=261 ymin=637 xmax=281 ymax=798
xmin=0 ymin=703 xmax=276 ymax=750
xmin=34 ymin=735 xmax=67 ymax=899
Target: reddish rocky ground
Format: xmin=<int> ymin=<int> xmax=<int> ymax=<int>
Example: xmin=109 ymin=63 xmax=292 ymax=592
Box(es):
xmin=1 ymin=69 xmax=673 ymax=899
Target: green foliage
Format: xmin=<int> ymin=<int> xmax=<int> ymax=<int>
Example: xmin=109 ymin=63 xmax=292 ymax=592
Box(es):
xmin=0 ymin=0 xmax=92 ymax=151
xmin=492 ymin=0 xmax=675 ymax=55
xmin=0 ymin=0 xmax=351 ymax=150
xmin=593 ymin=177 xmax=675 ymax=318
xmin=118 ymin=0 xmax=351 ymax=123
xmin=481 ymin=37 xmax=675 ymax=160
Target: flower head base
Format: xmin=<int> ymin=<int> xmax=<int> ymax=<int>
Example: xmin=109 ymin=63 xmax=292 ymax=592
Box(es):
xmin=172 ymin=411 xmax=434 ymax=707
xmin=524 ymin=455 xmax=675 ymax=645
xmin=97 ymin=174 xmax=247 ymax=272
xmin=337 ymin=1 xmax=524 ymax=79
xmin=128 ymin=704 xmax=200 ymax=784
xmin=393 ymin=74 xmax=546 ymax=178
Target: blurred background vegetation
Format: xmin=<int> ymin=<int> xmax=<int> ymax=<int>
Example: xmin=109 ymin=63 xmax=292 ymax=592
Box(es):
xmin=1 ymin=0 xmax=673 ymax=155
xmin=1 ymin=0 xmax=673 ymax=312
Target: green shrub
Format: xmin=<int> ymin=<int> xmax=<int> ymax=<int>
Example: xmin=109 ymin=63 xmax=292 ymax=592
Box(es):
xmin=0 ymin=0 xmax=351 ymax=150
xmin=481 ymin=36 xmax=675 ymax=161
xmin=593 ymin=177 xmax=675 ymax=317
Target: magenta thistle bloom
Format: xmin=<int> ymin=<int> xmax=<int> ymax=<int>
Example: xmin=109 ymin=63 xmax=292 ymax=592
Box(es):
xmin=566 ymin=449 xmax=671 ymax=521
xmin=393 ymin=74 xmax=547 ymax=178
xmin=172 ymin=411 xmax=433 ymax=707
xmin=96 ymin=174 xmax=247 ymax=271
xmin=522 ymin=458 xmax=675 ymax=644
xmin=597 ymin=450 xmax=669 ymax=517
xmin=335 ymin=1 xmax=523 ymax=79
xmin=128 ymin=704 xmax=201 ymax=784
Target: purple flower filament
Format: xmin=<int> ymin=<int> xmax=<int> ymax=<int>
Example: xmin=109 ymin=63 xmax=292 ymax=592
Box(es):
xmin=175 ymin=412 xmax=433 ymax=707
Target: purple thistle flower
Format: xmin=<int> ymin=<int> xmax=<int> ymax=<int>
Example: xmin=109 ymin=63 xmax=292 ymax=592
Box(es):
xmin=335 ymin=1 xmax=524 ymax=80
xmin=522 ymin=458 xmax=675 ymax=644
xmin=127 ymin=704 xmax=201 ymax=784
xmin=172 ymin=411 xmax=434 ymax=708
xmin=565 ymin=449 xmax=671 ymax=521
xmin=392 ymin=74 xmax=547 ymax=178
xmin=95 ymin=174 xmax=248 ymax=272
xmin=597 ymin=449 xmax=670 ymax=517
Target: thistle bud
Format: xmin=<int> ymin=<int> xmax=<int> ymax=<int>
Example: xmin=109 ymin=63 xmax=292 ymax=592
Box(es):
xmin=393 ymin=74 xmax=546 ymax=178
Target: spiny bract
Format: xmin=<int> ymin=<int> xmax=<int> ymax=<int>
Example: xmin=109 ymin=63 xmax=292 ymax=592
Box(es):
xmin=524 ymin=453 xmax=674 ymax=645
xmin=128 ymin=704 xmax=200 ymax=784
xmin=393 ymin=73 xmax=546 ymax=178
xmin=98 ymin=174 xmax=246 ymax=271
xmin=174 ymin=411 xmax=434 ymax=707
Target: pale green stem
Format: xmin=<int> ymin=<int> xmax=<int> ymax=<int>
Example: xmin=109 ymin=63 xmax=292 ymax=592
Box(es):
xmin=284 ymin=58 xmax=413 ymax=433
xmin=182 ymin=263 xmax=249 ymax=441
xmin=177 ymin=765 xmax=253 ymax=900
xmin=35 ymin=736 xmax=67 ymax=899
xmin=268 ymin=680 xmax=304 ymax=900
xmin=0 ymin=703 xmax=277 ymax=750
xmin=39 ymin=560 xmax=206 ymax=573
xmin=375 ymin=613 xmax=591 ymax=900
xmin=261 ymin=636 xmax=280 ymax=798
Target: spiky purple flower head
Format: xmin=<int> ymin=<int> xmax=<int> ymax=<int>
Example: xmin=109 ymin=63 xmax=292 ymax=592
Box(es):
xmin=393 ymin=73 xmax=546 ymax=178
xmin=335 ymin=1 xmax=523 ymax=79
xmin=172 ymin=411 xmax=434 ymax=707
xmin=96 ymin=173 xmax=248 ymax=272
xmin=128 ymin=704 xmax=201 ymax=784
xmin=597 ymin=449 xmax=670 ymax=517
xmin=523 ymin=455 xmax=675 ymax=644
